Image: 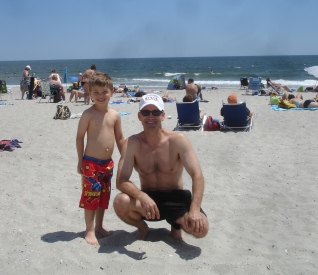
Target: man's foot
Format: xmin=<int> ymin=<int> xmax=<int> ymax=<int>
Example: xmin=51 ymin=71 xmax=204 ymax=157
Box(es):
xmin=95 ymin=227 xmax=113 ymax=238
xmin=171 ymin=227 xmax=182 ymax=241
xmin=136 ymin=222 xmax=149 ymax=240
xmin=84 ymin=230 xmax=99 ymax=245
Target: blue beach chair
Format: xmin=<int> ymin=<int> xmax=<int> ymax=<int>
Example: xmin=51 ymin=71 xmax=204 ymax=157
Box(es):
xmin=247 ymin=77 xmax=262 ymax=95
xmin=220 ymin=101 xmax=253 ymax=132
xmin=174 ymin=100 xmax=205 ymax=131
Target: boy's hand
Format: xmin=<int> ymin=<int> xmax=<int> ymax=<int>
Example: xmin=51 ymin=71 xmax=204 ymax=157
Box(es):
xmin=77 ymin=160 xmax=83 ymax=174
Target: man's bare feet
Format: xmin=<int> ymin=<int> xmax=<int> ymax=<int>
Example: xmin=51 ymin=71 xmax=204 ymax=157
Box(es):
xmin=171 ymin=227 xmax=182 ymax=240
xmin=136 ymin=222 xmax=149 ymax=240
xmin=95 ymin=227 xmax=113 ymax=238
xmin=84 ymin=230 xmax=99 ymax=245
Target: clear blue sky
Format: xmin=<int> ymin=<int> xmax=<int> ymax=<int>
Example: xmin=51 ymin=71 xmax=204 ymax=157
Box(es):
xmin=1 ymin=0 xmax=317 ymax=61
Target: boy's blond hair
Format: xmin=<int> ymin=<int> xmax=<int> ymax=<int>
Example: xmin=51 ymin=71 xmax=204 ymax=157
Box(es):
xmin=89 ymin=71 xmax=113 ymax=91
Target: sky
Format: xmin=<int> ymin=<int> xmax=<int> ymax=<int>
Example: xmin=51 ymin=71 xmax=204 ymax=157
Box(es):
xmin=1 ymin=0 xmax=318 ymax=61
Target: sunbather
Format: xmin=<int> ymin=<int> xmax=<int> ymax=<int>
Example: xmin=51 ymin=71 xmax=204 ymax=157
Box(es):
xmin=266 ymin=78 xmax=291 ymax=92
xmin=289 ymin=94 xmax=318 ymax=108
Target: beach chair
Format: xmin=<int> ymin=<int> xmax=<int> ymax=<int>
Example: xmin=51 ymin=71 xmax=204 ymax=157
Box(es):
xmin=220 ymin=101 xmax=253 ymax=132
xmin=0 ymin=80 xmax=12 ymax=100
xmin=247 ymin=77 xmax=262 ymax=95
xmin=174 ymin=100 xmax=206 ymax=131
xmin=39 ymin=81 xmax=54 ymax=103
xmin=240 ymin=77 xmax=248 ymax=89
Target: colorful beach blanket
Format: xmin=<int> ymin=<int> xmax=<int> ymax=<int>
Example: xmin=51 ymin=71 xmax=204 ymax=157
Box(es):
xmin=270 ymin=105 xmax=318 ymax=111
xmin=109 ymin=100 xmax=126 ymax=104
xmin=119 ymin=112 xmax=131 ymax=116
xmin=0 ymin=139 xmax=22 ymax=152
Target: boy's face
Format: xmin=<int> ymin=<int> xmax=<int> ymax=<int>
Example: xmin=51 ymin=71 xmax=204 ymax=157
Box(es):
xmin=89 ymin=85 xmax=113 ymax=105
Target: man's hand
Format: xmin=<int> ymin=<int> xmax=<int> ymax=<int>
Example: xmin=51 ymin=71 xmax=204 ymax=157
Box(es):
xmin=184 ymin=210 xmax=206 ymax=235
xmin=139 ymin=192 xmax=160 ymax=220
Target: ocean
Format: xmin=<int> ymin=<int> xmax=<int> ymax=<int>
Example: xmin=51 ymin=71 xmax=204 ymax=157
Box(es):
xmin=1 ymin=55 xmax=318 ymax=89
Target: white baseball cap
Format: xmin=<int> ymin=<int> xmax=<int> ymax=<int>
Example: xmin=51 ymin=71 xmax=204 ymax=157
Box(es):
xmin=139 ymin=94 xmax=164 ymax=111
xmin=26 ymin=65 xmax=31 ymax=70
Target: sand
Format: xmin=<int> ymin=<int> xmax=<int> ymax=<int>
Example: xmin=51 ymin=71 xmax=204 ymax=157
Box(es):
xmin=1 ymin=87 xmax=318 ymax=274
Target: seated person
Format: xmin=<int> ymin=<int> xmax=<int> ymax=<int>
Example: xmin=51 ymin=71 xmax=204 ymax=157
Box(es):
xmin=47 ymin=69 xmax=62 ymax=83
xmin=49 ymin=74 xmax=66 ymax=102
xmin=289 ymin=94 xmax=318 ymax=108
xmin=186 ymin=78 xmax=204 ymax=101
xmin=220 ymin=93 xmax=253 ymax=118
xmin=69 ymin=87 xmax=85 ymax=103
xmin=266 ymin=78 xmax=291 ymax=92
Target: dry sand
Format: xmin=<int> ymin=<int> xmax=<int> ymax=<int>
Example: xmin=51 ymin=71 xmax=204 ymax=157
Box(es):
xmin=1 ymin=87 xmax=318 ymax=274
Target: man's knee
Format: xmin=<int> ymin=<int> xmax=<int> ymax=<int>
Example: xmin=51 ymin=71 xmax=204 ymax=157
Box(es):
xmin=113 ymin=193 xmax=131 ymax=214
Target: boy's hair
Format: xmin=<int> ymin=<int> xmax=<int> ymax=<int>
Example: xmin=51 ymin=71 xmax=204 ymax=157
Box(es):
xmin=89 ymin=71 xmax=113 ymax=91
xmin=183 ymin=94 xmax=193 ymax=102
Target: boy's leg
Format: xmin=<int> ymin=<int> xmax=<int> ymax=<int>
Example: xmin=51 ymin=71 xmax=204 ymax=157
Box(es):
xmin=84 ymin=209 xmax=98 ymax=245
xmin=95 ymin=208 xmax=112 ymax=238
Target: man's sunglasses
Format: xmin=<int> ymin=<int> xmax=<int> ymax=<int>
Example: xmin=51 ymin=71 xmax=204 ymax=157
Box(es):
xmin=140 ymin=110 xmax=163 ymax=116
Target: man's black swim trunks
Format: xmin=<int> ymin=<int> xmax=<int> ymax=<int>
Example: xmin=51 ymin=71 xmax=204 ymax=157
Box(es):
xmin=143 ymin=189 xmax=206 ymax=230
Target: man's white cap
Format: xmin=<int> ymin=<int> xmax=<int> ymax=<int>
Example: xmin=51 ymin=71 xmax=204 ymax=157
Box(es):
xmin=139 ymin=94 xmax=164 ymax=111
xmin=26 ymin=65 xmax=31 ymax=70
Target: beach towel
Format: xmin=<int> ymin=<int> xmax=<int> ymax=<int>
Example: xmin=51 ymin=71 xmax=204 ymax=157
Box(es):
xmin=270 ymin=105 xmax=318 ymax=111
xmin=0 ymin=139 xmax=22 ymax=152
xmin=119 ymin=112 xmax=131 ymax=116
xmin=109 ymin=100 xmax=126 ymax=104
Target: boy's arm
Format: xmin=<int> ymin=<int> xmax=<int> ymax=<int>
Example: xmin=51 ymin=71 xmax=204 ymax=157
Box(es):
xmin=114 ymin=113 xmax=125 ymax=154
xmin=76 ymin=112 xmax=89 ymax=173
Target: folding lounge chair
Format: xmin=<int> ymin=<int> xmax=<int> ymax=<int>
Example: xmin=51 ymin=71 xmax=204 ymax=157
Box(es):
xmin=220 ymin=102 xmax=253 ymax=132
xmin=240 ymin=77 xmax=248 ymax=89
xmin=0 ymin=80 xmax=13 ymax=100
xmin=39 ymin=81 xmax=54 ymax=103
xmin=247 ymin=77 xmax=262 ymax=95
xmin=175 ymin=100 xmax=206 ymax=131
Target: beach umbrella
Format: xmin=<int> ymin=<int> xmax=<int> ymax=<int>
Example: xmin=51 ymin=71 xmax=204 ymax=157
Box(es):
xmin=69 ymin=76 xmax=78 ymax=82
xmin=304 ymin=66 xmax=318 ymax=88
xmin=64 ymin=67 xmax=68 ymax=90
xmin=304 ymin=66 xmax=318 ymax=78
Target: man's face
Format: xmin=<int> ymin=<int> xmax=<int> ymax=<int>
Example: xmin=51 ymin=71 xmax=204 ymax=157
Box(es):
xmin=138 ymin=104 xmax=165 ymax=129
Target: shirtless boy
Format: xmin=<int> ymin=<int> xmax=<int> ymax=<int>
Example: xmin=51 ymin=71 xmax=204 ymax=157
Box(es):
xmin=114 ymin=94 xmax=209 ymax=240
xmin=76 ymin=72 xmax=125 ymax=245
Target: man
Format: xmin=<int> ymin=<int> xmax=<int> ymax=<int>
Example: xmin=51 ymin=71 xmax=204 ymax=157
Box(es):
xmin=185 ymin=78 xmax=203 ymax=100
xmin=220 ymin=93 xmax=253 ymax=118
xmin=114 ymin=94 xmax=209 ymax=240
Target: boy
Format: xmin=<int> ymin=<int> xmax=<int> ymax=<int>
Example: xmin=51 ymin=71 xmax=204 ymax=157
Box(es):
xmin=76 ymin=71 xmax=125 ymax=245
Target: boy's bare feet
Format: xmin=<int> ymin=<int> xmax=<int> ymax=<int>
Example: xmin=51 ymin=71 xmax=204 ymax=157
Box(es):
xmin=84 ymin=230 xmax=99 ymax=245
xmin=95 ymin=227 xmax=113 ymax=238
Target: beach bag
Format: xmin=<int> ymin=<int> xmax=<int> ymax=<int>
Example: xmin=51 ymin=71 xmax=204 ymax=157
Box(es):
xmin=53 ymin=105 xmax=71 ymax=120
xmin=278 ymin=99 xmax=296 ymax=109
xmin=270 ymin=95 xmax=280 ymax=105
xmin=204 ymin=116 xmax=220 ymax=131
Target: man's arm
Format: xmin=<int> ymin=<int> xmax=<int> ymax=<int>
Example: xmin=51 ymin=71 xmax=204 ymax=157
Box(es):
xmin=175 ymin=133 xmax=205 ymax=231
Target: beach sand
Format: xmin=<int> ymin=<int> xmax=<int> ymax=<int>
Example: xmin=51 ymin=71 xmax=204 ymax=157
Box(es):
xmin=1 ymin=87 xmax=318 ymax=274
